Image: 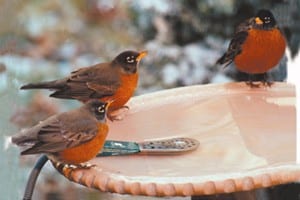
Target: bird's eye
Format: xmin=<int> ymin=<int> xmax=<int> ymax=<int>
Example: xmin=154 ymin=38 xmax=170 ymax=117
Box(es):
xmin=126 ymin=56 xmax=135 ymax=63
xmin=97 ymin=105 xmax=105 ymax=113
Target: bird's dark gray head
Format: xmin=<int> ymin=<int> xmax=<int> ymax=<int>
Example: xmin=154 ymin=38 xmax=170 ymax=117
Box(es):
xmin=112 ymin=50 xmax=147 ymax=74
xmin=85 ymin=100 xmax=108 ymax=121
xmin=254 ymin=9 xmax=277 ymax=29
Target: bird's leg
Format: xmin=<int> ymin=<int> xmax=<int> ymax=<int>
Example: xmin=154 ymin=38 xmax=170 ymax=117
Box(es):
xmin=245 ymin=73 xmax=273 ymax=88
xmin=246 ymin=74 xmax=261 ymax=88
xmin=261 ymin=73 xmax=274 ymax=87
xmin=107 ymin=106 xmax=130 ymax=121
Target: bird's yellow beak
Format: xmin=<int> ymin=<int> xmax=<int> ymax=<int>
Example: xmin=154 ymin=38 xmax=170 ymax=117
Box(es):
xmin=255 ymin=17 xmax=263 ymax=25
xmin=136 ymin=51 xmax=148 ymax=62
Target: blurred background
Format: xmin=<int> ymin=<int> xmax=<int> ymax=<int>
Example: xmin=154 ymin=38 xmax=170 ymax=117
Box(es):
xmin=0 ymin=0 xmax=299 ymax=199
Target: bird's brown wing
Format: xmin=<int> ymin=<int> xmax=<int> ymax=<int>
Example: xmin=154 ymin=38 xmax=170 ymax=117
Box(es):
xmin=20 ymin=116 xmax=98 ymax=155
xmin=50 ymin=63 xmax=121 ymax=101
xmin=216 ymin=18 xmax=253 ymax=66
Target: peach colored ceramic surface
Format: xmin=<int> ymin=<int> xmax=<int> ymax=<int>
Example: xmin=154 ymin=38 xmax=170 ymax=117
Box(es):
xmin=56 ymin=82 xmax=297 ymax=196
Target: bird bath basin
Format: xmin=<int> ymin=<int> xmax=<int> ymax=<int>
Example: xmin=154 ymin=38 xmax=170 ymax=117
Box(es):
xmin=53 ymin=82 xmax=297 ymax=196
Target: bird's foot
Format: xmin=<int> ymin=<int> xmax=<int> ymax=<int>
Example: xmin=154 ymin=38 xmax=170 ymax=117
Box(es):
xmin=262 ymin=80 xmax=274 ymax=87
xmin=246 ymin=81 xmax=261 ymax=88
xmin=107 ymin=106 xmax=129 ymax=121
xmin=64 ymin=163 xmax=95 ymax=169
xmin=52 ymin=161 xmax=96 ymax=178
xmin=53 ymin=161 xmax=95 ymax=172
xmin=77 ymin=162 xmax=96 ymax=169
xmin=246 ymin=81 xmax=273 ymax=88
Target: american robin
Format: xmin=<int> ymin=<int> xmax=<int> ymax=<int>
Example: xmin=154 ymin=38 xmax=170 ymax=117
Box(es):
xmin=21 ymin=50 xmax=147 ymax=120
xmin=12 ymin=100 xmax=110 ymax=168
xmin=216 ymin=9 xmax=286 ymax=87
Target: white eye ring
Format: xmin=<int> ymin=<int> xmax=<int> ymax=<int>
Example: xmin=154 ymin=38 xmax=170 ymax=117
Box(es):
xmin=126 ymin=56 xmax=135 ymax=63
xmin=97 ymin=105 xmax=105 ymax=113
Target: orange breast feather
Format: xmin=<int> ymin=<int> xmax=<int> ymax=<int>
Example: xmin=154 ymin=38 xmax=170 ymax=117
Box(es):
xmin=102 ymin=73 xmax=138 ymax=111
xmin=234 ymin=29 xmax=286 ymax=74
xmin=59 ymin=124 xmax=109 ymax=164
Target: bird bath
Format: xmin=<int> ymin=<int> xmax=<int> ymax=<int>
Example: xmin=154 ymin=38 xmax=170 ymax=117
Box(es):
xmin=53 ymin=82 xmax=297 ymax=196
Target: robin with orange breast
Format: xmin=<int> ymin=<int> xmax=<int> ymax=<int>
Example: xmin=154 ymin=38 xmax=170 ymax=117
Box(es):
xmin=216 ymin=9 xmax=286 ymax=87
xmin=21 ymin=50 xmax=147 ymax=120
xmin=12 ymin=100 xmax=110 ymax=168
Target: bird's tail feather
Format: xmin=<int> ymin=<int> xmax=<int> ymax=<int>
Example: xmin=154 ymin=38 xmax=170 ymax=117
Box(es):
xmin=20 ymin=80 xmax=64 ymax=90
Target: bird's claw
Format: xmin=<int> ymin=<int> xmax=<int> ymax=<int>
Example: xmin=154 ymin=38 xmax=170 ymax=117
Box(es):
xmin=107 ymin=106 xmax=129 ymax=122
xmin=246 ymin=81 xmax=261 ymax=88
xmin=262 ymin=80 xmax=274 ymax=87
xmin=53 ymin=161 xmax=95 ymax=172
xmin=246 ymin=81 xmax=273 ymax=88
